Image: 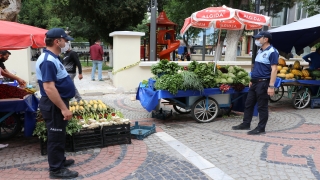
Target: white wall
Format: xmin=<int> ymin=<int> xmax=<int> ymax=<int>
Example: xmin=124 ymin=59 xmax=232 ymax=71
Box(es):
xmin=4 ymin=48 xmax=33 ymax=84
xmin=110 ymin=31 xmax=145 ymax=91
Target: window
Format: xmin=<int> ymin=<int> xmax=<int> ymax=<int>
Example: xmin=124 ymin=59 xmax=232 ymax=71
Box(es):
xmin=295 ymin=2 xmax=308 ymax=21
xmin=271 ymin=8 xmax=288 ymax=27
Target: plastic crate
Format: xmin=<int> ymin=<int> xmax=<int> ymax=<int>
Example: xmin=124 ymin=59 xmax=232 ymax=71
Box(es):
xmin=311 ymin=98 xmax=320 ymax=109
xmin=71 ymin=127 xmax=103 ymax=152
xmin=130 ymin=121 xmax=156 ymax=140
xmin=40 ymin=137 xmax=73 ymax=156
xmin=102 ymin=124 xmax=131 ymax=147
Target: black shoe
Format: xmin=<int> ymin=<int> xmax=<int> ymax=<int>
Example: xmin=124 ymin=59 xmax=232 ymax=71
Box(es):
xmin=232 ymin=123 xmax=250 ymax=130
xmin=247 ymin=128 xmax=265 ymax=135
xmin=64 ymin=159 xmax=75 ymax=167
xmin=49 ymin=168 xmax=78 ymax=179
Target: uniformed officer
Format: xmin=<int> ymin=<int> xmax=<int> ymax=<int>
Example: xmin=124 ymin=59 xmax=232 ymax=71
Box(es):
xmin=36 ymin=28 xmax=78 ymax=179
xmin=232 ymin=31 xmax=279 ymax=135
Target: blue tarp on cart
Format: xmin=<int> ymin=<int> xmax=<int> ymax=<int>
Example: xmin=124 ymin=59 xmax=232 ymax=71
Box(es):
xmin=0 ymin=95 xmax=39 ymax=136
xmin=136 ymin=78 xmax=254 ymax=113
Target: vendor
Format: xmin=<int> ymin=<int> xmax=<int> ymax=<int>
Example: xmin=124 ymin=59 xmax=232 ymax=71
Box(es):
xmin=0 ymin=50 xmax=26 ymax=87
xmin=302 ymin=48 xmax=320 ymax=70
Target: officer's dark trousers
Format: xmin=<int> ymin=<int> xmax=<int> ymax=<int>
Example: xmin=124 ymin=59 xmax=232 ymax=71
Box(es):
xmin=39 ymin=96 xmax=69 ymax=171
xmin=243 ymin=81 xmax=269 ymax=130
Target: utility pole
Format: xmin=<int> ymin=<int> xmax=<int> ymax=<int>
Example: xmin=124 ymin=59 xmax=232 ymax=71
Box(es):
xmin=251 ymin=0 xmax=261 ymax=70
xmin=150 ymin=0 xmax=157 ymax=61
xmin=202 ymin=29 xmax=206 ymax=61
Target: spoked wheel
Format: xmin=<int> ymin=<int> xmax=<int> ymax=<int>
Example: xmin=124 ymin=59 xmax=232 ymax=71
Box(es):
xmin=0 ymin=113 xmax=22 ymax=140
xmin=269 ymin=85 xmax=284 ymax=102
xmin=292 ymin=88 xmax=311 ymax=109
xmin=173 ymin=105 xmax=191 ymax=114
xmin=191 ymin=97 xmax=220 ymax=123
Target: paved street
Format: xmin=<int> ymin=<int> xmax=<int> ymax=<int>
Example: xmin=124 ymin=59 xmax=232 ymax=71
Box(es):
xmin=1 ymin=70 xmax=320 ymax=180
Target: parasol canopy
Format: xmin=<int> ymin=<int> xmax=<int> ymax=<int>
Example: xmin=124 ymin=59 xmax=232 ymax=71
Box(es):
xmin=180 ymin=5 xmax=270 ymax=35
xmin=0 ymin=20 xmax=48 ymax=50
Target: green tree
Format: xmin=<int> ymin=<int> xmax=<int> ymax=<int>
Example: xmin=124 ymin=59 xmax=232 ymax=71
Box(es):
xmin=52 ymin=0 xmax=149 ymax=44
xmin=301 ymin=0 xmax=320 ymax=16
xmin=18 ymin=0 xmax=63 ymax=28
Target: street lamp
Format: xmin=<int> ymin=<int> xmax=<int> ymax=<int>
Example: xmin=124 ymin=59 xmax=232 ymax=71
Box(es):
xmin=150 ymin=0 xmax=157 ymax=61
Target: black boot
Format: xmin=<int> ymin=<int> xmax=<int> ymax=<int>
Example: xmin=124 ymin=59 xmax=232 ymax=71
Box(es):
xmin=50 ymin=168 xmax=78 ymax=179
xmin=232 ymin=123 xmax=250 ymax=130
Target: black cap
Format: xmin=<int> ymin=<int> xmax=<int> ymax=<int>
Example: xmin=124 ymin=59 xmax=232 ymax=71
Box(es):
xmin=46 ymin=28 xmax=74 ymax=41
xmin=253 ymin=31 xmax=272 ymax=40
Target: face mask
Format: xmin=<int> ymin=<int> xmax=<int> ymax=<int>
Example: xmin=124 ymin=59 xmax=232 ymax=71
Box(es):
xmin=255 ymin=40 xmax=263 ymax=47
xmin=59 ymin=42 xmax=69 ymax=53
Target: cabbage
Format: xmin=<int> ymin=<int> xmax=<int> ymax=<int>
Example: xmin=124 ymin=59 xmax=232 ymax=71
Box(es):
xmin=215 ymin=78 xmax=221 ymax=83
xmin=227 ymin=77 xmax=233 ymax=83
xmin=237 ymin=71 xmax=247 ymax=78
xmin=228 ymin=73 xmax=236 ymax=78
xmin=220 ymin=78 xmax=227 ymax=84
xmin=228 ymin=66 xmax=235 ymax=73
xmin=221 ymin=73 xmax=228 ymax=78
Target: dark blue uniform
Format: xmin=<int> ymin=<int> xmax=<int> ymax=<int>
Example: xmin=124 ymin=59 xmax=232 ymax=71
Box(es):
xmin=243 ymin=45 xmax=279 ymax=130
xmin=36 ymin=49 xmax=75 ymax=171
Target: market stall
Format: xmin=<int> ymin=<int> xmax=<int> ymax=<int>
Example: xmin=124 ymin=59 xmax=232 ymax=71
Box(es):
xmin=0 ymin=93 xmax=38 ymax=139
xmin=269 ymin=59 xmax=320 ymax=109
xmin=136 ymin=60 xmax=260 ymax=122
xmin=269 ymin=15 xmax=320 ymax=109
xmin=0 ymin=20 xmax=47 ymax=139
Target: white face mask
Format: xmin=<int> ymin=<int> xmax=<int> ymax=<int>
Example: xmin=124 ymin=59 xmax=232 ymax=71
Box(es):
xmin=255 ymin=40 xmax=263 ymax=47
xmin=60 ymin=42 xmax=69 ymax=53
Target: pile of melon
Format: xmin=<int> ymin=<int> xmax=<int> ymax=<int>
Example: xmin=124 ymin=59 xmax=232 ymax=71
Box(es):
xmin=277 ymin=58 xmax=312 ymax=80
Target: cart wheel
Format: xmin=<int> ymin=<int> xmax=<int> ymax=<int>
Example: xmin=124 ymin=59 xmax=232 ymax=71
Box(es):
xmin=191 ymin=97 xmax=219 ymax=123
xmin=292 ymin=88 xmax=311 ymax=109
xmin=0 ymin=113 xmax=22 ymax=140
xmin=269 ymin=85 xmax=284 ymax=102
xmin=173 ymin=105 xmax=191 ymax=114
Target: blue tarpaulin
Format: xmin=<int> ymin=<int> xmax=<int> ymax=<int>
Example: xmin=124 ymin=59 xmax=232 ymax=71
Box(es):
xmin=136 ymin=79 xmax=251 ymax=112
xmin=0 ymin=94 xmax=39 ymax=136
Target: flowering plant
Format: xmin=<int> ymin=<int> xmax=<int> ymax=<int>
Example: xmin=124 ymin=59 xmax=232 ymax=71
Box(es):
xmin=219 ymin=84 xmax=230 ymax=93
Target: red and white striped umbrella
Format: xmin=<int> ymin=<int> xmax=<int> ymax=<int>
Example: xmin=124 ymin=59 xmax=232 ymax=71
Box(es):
xmin=180 ymin=5 xmax=270 ymax=35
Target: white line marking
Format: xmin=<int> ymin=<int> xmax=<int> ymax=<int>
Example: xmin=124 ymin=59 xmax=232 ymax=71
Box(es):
xmin=155 ymin=132 xmax=234 ymax=180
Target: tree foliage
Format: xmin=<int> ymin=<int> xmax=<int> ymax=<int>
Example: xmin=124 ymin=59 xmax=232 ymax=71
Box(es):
xmin=52 ymin=0 xmax=149 ymax=44
xmin=19 ymin=0 xmax=149 ymax=44
xmin=301 ymin=0 xmax=320 ymax=16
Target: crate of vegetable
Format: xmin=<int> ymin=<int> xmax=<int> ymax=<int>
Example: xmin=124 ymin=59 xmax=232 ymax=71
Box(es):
xmin=102 ymin=123 xmax=131 ymax=147
xmin=71 ymin=127 xmax=103 ymax=151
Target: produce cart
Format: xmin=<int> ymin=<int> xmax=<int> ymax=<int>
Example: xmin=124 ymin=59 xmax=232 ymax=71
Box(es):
xmin=0 ymin=94 xmax=39 ymax=139
xmin=269 ymin=78 xmax=320 ymax=109
xmin=137 ymin=78 xmax=257 ymax=123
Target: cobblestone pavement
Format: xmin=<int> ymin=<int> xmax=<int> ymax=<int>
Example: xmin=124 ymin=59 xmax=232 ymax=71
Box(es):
xmin=1 ymin=71 xmax=320 ymax=180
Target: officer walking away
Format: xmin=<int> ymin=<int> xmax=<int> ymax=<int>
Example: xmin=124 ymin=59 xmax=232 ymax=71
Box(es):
xmin=36 ymin=28 xmax=78 ymax=179
xmin=62 ymin=41 xmax=83 ymax=102
xmin=232 ymin=31 xmax=279 ymax=135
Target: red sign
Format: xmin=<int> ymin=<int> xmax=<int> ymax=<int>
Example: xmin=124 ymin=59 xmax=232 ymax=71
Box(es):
xmin=193 ymin=6 xmax=235 ymax=21
xmin=237 ymin=10 xmax=269 ymax=25
xmin=191 ymin=18 xmax=212 ymax=28
xmin=244 ymin=23 xmax=263 ymax=30
xmin=214 ymin=18 xmax=244 ymax=30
